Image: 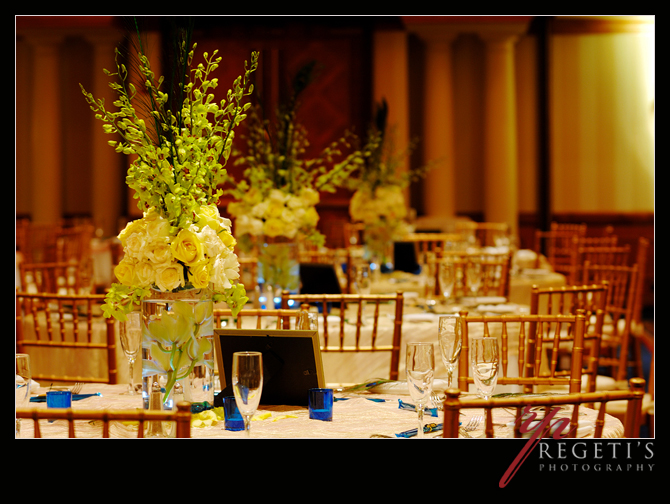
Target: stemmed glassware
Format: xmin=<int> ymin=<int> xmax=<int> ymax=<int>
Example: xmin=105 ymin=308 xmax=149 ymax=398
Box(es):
xmin=353 ymin=263 xmax=371 ymax=296
xmin=16 ymin=353 xmax=31 ymax=437
xmin=466 ymin=258 xmax=482 ymax=303
xmin=232 ymin=351 xmax=264 ymax=437
xmin=438 ymin=260 xmax=455 ymax=305
xmin=119 ymin=311 xmax=142 ymax=395
xmin=470 ymin=336 xmax=499 ymax=399
xmin=406 ymin=342 xmax=435 ymax=438
xmin=438 ymin=315 xmax=462 ymax=389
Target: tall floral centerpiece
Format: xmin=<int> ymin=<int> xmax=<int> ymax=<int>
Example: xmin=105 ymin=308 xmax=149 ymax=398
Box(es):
xmin=80 ymin=23 xmax=258 ymax=420
xmin=347 ymin=100 xmax=432 ymax=271
xmin=222 ymin=61 xmax=364 ymax=294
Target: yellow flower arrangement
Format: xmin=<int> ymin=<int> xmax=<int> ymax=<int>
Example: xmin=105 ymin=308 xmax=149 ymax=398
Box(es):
xmin=221 ymin=61 xmax=365 ymax=251
xmin=80 ymin=20 xmax=258 ymax=320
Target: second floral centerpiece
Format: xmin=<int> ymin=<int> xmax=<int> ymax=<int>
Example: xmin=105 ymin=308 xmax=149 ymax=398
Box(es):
xmin=221 ymin=61 xmax=365 ymax=293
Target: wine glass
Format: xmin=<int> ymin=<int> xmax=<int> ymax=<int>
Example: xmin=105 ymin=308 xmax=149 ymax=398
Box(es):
xmin=466 ymin=258 xmax=482 ymax=303
xmin=232 ymin=351 xmax=264 ymax=437
xmin=406 ymin=342 xmax=435 ymax=438
xmin=438 ymin=260 xmax=456 ymax=305
xmin=438 ymin=315 xmax=462 ymax=389
xmin=16 ymin=353 xmax=31 ymax=437
xmin=470 ymin=336 xmax=499 ymax=399
xmin=119 ymin=311 xmax=142 ymax=395
xmin=353 ymin=263 xmax=371 ymax=295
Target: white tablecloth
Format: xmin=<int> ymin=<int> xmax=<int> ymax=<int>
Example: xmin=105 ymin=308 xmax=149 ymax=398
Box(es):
xmin=16 ymin=383 xmax=623 ymax=439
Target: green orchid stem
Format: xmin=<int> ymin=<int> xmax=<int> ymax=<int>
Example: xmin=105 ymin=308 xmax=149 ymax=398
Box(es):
xmin=160 ymin=323 xmax=202 ymax=404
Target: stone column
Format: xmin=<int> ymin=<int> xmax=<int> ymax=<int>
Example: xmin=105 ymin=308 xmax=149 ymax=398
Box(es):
xmin=372 ymin=29 xmax=411 ymax=197
xmin=87 ymin=32 xmax=125 ymax=237
xmin=420 ymin=32 xmax=458 ymax=219
xmin=26 ymin=33 xmax=64 ymax=225
xmin=479 ymin=31 xmax=521 ymax=236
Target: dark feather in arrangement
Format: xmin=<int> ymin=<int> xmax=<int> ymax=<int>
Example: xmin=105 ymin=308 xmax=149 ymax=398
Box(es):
xmin=114 ymin=16 xmax=195 ymax=165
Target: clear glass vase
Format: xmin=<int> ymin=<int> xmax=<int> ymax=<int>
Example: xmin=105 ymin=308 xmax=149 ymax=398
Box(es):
xmin=258 ymin=238 xmax=300 ymax=305
xmin=141 ymin=286 xmax=214 ymax=436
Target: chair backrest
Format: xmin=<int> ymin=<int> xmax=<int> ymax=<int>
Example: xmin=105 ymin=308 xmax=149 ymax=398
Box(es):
xmin=441 ymin=377 xmax=646 ymax=439
xmin=15 ymin=291 xmax=118 ymax=384
xmin=581 ymin=262 xmax=640 ymax=381
xmin=458 ymin=311 xmax=587 ymax=394
xmin=281 ymin=290 xmax=404 ymax=380
xmin=530 ymin=283 xmax=609 ymax=392
xmin=18 ymin=261 xmax=91 ymax=294
xmin=15 ymin=401 xmax=192 ymax=438
xmin=433 ymin=250 xmax=512 ymax=299
xmin=569 ymin=244 xmax=631 ymax=285
xmin=213 ymin=306 xmax=308 ymax=329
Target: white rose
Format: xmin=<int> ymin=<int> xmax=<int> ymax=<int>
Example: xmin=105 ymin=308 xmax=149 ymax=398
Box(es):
xmin=210 ymin=253 xmax=240 ymax=290
xmin=197 ymin=225 xmax=225 ymax=258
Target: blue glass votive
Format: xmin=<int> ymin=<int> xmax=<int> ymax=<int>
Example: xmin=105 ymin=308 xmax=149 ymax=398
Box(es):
xmin=309 ymin=388 xmax=333 ymax=421
xmin=46 ymin=390 xmax=72 ymax=408
xmin=222 ymin=396 xmax=244 ymax=431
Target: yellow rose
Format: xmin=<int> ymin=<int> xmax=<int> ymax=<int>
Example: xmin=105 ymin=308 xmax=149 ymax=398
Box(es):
xmin=170 ymin=228 xmax=204 ymax=266
xmin=188 ymin=261 xmax=211 ymax=289
xmin=135 ymin=260 xmax=156 ymax=287
xmin=218 ymin=229 xmax=237 ymax=250
xmin=118 ymin=219 xmax=146 ymax=247
xmin=196 ymin=204 xmax=223 ymax=232
xmin=114 ymin=258 xmax=136 ymax=286
xmin=303 ymin=206 xmax=319 ymax=228
xmin=263 ymin=217 xmax=287 ymax=237
xmin=154 ymin=263 xmax=185 ymax=292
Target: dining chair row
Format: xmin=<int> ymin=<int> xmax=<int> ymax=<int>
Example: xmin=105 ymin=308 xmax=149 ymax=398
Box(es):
xmin=16 ymin=401 xmax=192 ymax=438
xmin=441 ymin=377 xmax=646 ymax=439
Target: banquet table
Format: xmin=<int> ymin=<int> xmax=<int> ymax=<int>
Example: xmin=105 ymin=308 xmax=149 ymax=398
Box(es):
xmin=15 ymin=382 xmax=624 ymax=439
xmin=18 ymin=251 xmax=566 ymax=390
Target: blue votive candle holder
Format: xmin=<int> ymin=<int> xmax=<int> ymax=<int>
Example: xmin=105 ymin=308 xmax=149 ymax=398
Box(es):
xmin=222 ymin=396 xmax=244 ymax=431
xmin=46 ymin=390 xmax=72 ymax=408
xmin=309 ymin=388 xmax=333 ymax=421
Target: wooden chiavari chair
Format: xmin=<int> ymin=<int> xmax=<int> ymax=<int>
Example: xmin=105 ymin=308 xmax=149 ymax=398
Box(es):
xmin=582 ymin=262 xmax=640 ymax=382
xmin=16 ymin=402 xmax=192 ymax=438
xmin=213 ymin=305 xmax=308 ymax=330
xmin=530 ymin=283 xmax=609 ymax=393
xmin=16 ymin=292 xmax=118 ymax=384
xmin=281 ymin=290 xmax=404 ymax=380
xmin=441 ymin=377 xmax=646 ymax=439
xmin=458 ymin=311 xmax=588 ymax=395
xmin=18 ymin=261 xmax=91 ymax=294
xmin=432 ymin=250 xmax=512 ymax=299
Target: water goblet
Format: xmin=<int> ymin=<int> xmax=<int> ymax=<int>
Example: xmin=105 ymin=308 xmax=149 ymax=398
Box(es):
xmin=466 ymin=258 xmax=482 ymax=303
xmin=16 ymin=353 xmax=31 ymax=437
xmin=232 ymin=351 xmax=264 ymax=437
xmin=119 ymin=311 xmax=142 ymax=395
xmin=438 ymin=315 xmax=462 ymax=389
xmin=438 ymin=260 xmax=456 ymax=305
xmin=353 ymin=263 xmax=371 ymax=295
xmin=406 ymin=342 xmax=435 ymax=438
xmin=470 ymin=336 xmax=499 ymax=399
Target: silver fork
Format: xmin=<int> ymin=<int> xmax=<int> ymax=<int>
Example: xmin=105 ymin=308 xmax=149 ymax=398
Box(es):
xmin=70 ymin=382 xmax=83 ymax=395
xmin=464 ymin=415 xmax=483 ymax=432
xmin=430 ymin=391 xmax=444 ymax=410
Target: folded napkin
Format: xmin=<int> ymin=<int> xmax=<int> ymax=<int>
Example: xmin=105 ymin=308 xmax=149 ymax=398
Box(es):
xmin=367 ymin=379 xmax=451 ymax=395
xmin=395 ymin=422 xmax=443 ymax=438
xmin=397 ymin=399 xmax=438 ymax=417
xmin=506 ymin=419 xmax=594 ymax=438
xmin=477 ymin=303 xmax=522 ymax=314
xmin=30 ymin=393 xmax=102 ymax=403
